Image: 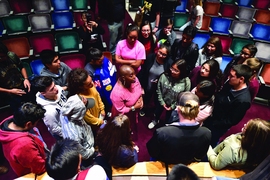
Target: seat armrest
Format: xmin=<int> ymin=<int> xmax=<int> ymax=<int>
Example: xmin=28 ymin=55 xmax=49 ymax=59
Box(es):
xmin=258 ymin=76 xmax=265 ymax=85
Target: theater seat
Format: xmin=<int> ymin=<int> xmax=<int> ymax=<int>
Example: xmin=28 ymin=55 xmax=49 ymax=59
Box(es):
xmin=2 ymin=37 xmax=32 ymax=59
xmin=55 ymin=31 xmax=82 ymax=54
xmin=60 ymin=53 xmax=86 ymax=69
xmin=29 ymin=34 xmax=55 ymax=56
xmin=30 ymin=59 xmax=45 ymax=76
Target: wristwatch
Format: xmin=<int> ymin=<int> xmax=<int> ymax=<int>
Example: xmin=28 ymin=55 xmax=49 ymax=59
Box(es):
xmin=131 ymin=106 xmax=135 ymax=111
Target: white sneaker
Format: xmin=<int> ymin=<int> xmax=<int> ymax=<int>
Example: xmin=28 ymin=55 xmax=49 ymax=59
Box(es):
xmin=148 ymin=120 xmax=159 ymax=129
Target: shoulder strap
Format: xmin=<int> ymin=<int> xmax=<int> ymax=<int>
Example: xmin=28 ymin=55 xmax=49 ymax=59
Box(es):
xmin=76 ymin=169 xmax=89 ymax=180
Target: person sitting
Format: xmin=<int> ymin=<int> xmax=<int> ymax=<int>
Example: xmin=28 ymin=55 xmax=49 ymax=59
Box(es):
xmin=189 ymin=59 xmax=221 ymax=90
xmin=171 ymin=25 xmax=199 ymax=74
xmin=96 ymin=115 xmax=139 ymax=168
xmin=67 ymin=68 xmax=106 ymax=133
xmin=40 ymin=49 xmax=71 ymax=92
xmin=167 ymin=164 xmax=200 ymax=180
xmin=204 ymin=64 xmax=252 ymax=147
xmin=0 ymin=102 xmax=47 ymax=176
xmin=33 ymin=76 xmax=67 ymax=140
xmin=115 ymin=23 xmax=146 ymax=74
xmin=207 ymin=118 xmax=270 ymax=170
xmin=0 ymin=42 xmax=35 ymax=111
xmin=148 ymin=59 xmax=191 ymax=129
xmin=138 ymin=20 xmax=157 ymax=56
xmin=110 ymin=65 xmax=143 ymax=132
xmin=147 ymin=92 xmax=211 ymax=165
xmin=60 ymin=93 xmax=96 ymax=168
xmin=78 ymin=12 xmax=105 ymax=53
xmin=137 ymin=43 xmax=173 ymax=116
xmin=169 ymin=80 xmax=216 ymax=125
xmin=46 ymin=138 xmax=108 ymax=180
xmin=84 ymin=48 xmax=117 ymax=113
xmin=155 ymin=18 xmax=177 ymax=46
xmin=196 ymin=36 xmax=223 ymax=67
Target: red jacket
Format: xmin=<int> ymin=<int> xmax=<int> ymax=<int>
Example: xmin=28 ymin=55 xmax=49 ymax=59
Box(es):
xmin=0 ymin=116 xmax=46 ymax=176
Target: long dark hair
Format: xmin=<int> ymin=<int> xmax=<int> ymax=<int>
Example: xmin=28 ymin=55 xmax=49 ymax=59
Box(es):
xmin=166 ymin=59 xmax=187 ymax=80
xmin=138 ymin=20 xmax=155 ymax=53
xmin=202 ymin=36 xmax=223 ymax=58
xmin=123 ymin=23 xmax=139 ymax=40
xmin=96 ymin=115 xmax=134 ymax=165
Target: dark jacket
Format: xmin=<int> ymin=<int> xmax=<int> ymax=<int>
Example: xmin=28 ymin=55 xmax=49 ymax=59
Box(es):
xmin=147 ymin=123 xmax=211 ymax=164
xmin=171 ymin=39 xmax=199 ymax=74
xmin=98 ymin=0 xmax=125 ymax=24
xmin=137 ymin=53 xmax=173 ymax=90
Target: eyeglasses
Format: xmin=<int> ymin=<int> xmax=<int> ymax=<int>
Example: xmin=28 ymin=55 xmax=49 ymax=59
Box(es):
xmin=157 ymin=51 xmax=167 ymax=57
xmin=170 ymin=67 xmax=180 ymax=73
xmin=240 ymin=50 xmax=251 ymax=57
xmin=141 ymin=29 xmax=150 ymax=33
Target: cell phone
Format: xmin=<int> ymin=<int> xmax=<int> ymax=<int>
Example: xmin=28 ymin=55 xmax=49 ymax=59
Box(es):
xmin=86 ymin=13 xmax=91 ymax=22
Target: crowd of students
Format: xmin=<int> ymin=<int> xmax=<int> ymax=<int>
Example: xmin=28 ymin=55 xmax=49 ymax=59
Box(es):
xmin=0 ymin=0 xmax=270 ymax=179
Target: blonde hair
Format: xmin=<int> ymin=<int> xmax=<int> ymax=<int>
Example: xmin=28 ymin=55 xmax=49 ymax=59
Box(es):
xmin=244 ymin=58 xmax=262 ymax=75
xmin=194 ymin=0 xmax=203 ymax=6
xmin=177 ymin=100 xmax=199 ymax=120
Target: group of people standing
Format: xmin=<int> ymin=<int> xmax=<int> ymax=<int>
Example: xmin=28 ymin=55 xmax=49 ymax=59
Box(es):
xmin=0 ymin=0 xmax=270 ymax=179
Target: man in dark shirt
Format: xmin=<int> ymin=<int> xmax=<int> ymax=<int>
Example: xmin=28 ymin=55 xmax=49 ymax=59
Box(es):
xmin=171 ymin=25 xmax=199 ymax=74
xmin=204 ymin=64 xmax=252 ymax=147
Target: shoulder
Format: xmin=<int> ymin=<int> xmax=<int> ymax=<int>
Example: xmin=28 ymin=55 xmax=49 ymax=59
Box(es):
xmin=84 ymin=165 xmax=108 ymax=180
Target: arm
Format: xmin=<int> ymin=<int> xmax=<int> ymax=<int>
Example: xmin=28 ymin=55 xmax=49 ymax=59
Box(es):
xmin=156 ymin=75 xmax=166 ymax=106
xmin=207 ymin=142 xmax=236 ymax=170
xmin=167 ymin=31 xmax=177 ymax=45
xmin=21 ymin=68 xmax=31 ymax=92
xmin=43 ymin=113 xmax=63 ymax=138
xmin=152 ymin=12 xmax=160 ymax=33
xmin=96 ymin=88 xmax=105 ymax=116
xmin=84 ymin=110 xmax=103 ymax=126
xmin=195 ymin=105 xmax=213 ymax=124
xmin=0 ymin=87 xmax=26 ymax=96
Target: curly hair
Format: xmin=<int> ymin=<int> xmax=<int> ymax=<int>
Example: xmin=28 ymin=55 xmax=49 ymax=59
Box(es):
xmin=67 ymin=68 xmax=89 ymax=97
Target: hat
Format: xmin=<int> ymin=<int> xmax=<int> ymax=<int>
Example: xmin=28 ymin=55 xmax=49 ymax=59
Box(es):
xmin=78 ymin=95 xmax=95 ymax=109
xmin=177 ymin=92 xmax=199 ymax=106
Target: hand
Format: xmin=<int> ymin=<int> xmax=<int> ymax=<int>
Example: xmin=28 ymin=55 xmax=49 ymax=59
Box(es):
xmin=134 ymin=96 xmax=143 ymax=109
xmin=89 ymin=21 xmax=98 ymax=28
xmin=81 ymin=96 xmax=87 ymax=105
xmin=134 ymin=145 xmax=139 ymax=153
xmin=163 ymin=104 xmax=171 ymax=111
xmin=9 ymin=88 xmax=26 ymax=96
xmin=23 ymin=79 xmax=31 ymax=92
xmin=152 ymin=27 xmax=158 ymax=33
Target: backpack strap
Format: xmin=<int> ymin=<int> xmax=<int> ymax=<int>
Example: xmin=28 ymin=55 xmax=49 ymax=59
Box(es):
xmin=76 ymin=169 xmax=89 ymax=180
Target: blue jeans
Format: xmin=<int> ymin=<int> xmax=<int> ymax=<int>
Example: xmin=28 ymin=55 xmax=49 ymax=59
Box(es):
xmin=108 ymin=21 xmax=123 ymax=54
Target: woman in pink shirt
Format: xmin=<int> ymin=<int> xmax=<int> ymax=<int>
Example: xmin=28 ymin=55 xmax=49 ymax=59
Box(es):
xmin=115 ymin=23 xmax=146 ymax=74
xmin=110 ymin=65 xmax=143 ymax=131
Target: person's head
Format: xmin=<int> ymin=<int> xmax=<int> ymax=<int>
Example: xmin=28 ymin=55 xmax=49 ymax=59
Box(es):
xmin=229 ymin=64 xmax=252 ymax=87
xmin=193 ymin=0 xmax=203 ymax=6
xmin=156 ymin=43 xmax=171 ymax=61
xmin=40 ymin=49 xmax=60 ymax=72
xmin=182 ymin=26 xmax=197 ymax=47
xmin=87 ymin=48 xmax=104 ymax=66
xmin=200 ymin=59 xmax=220 ymax=78
xmin=81 ymin=12 xmax=92 ymax=23
xmin=169 ymin=59 xmax=187 ymax=79
xmin=202 ymin=36 xmax=223 ymax=57
xmin=167 ymin=164 xmax=200 ymax=180
xmin=0 ymin=41 xmax=9 ymax=62
xmin=125 ymin=23 xmax=139 ymax=47
xmin=243 ymin=57 xmax=262 ymax=76
xmin=241 ymin=118 xmax=270 ymax=166
xmin=67 ymin=68 xmax=93 ymax=96
xmin=139 ymin=20 xmax=152 ymax=39
xmin=240 ymin=44 xmax=257 ymax=61
xmin=46 ymin=139 xmax=83 ymax=180
xmin=177 ymin=92 xmax=200 ymax=120
xmin=162 ymin=18 xmax=173 ymax=34
xmin=32 ymin=76 xmax=58 ymax=100
xmin=119 ymin=65 xmax=136 ymax=87
xmin=96 ymin=115 xmax=133 ymax=165
xmin=195 ymin=80 xmax=216 ymax=101
xmin=13 ymin=102 xmax=46 ymax=129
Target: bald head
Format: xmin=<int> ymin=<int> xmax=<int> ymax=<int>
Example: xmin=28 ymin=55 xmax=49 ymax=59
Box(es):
xmin=119 ymin=65 xmax=134 ymax=77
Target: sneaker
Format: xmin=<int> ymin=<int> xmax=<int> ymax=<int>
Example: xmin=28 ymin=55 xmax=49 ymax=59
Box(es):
xmin=139 ymin=110 xmax=145 ymax=116
xmin=148 ymin=120 xmax=159 ymax=129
